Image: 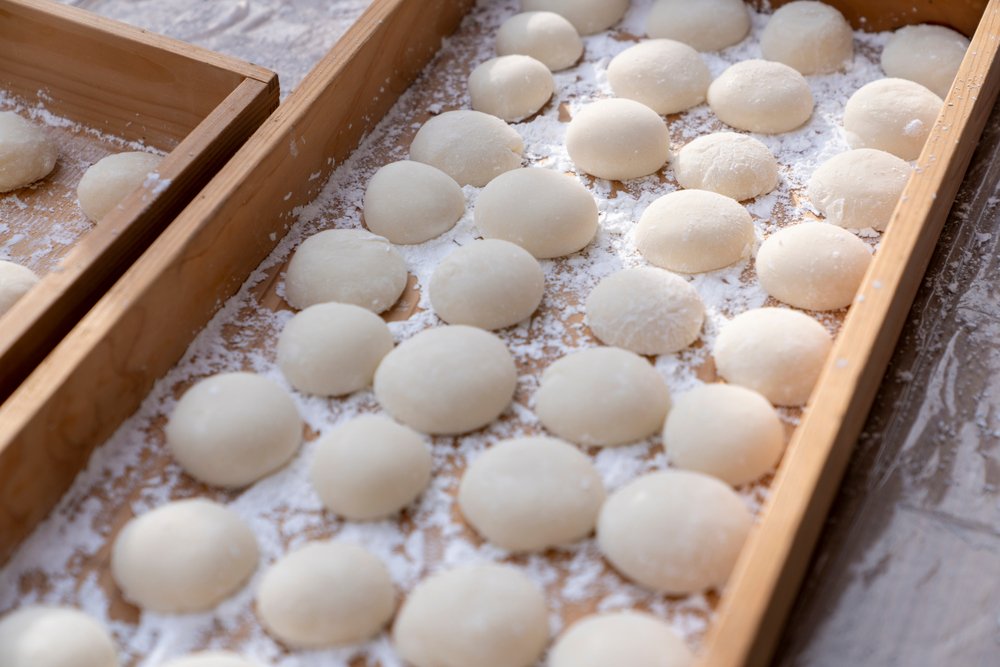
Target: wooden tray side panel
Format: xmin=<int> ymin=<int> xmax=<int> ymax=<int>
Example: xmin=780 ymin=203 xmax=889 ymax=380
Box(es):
xmin=768 ymin=0 xmax=988 ymax=35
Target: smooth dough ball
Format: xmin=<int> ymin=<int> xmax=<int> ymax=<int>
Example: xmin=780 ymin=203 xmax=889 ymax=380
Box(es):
xmin=393 ymin=564 xmax=548 ymax=667
xmin=363 ymin=160 xmax=464 ymax=244
xmin=636 ymin=189 xmax=755 ymax=274
xmin=664 ymin=383 xmax=785 ymax=486
xmin=807 ymin=148 xmax=910 ymax=231
xmin=535 ymin=347 xmax=671 ymax=447
xmin=0 ymin=259 xmax=40 ymax=317
xmin=165 ymin=372 xmax=302 ymax=487
xmin=276 ymin=302 xmax=393 ymax=397
xmin=475 ymin=167 xmax=598 ymax=258
xmin=0 ymin=111 xmax=57 ymax=192
xmin=597 ymin=470 xmax=753 ymax=593
xmin=586 ymin=267 xmax=704 ymax=354
xmin=310 ymin=415 xmax=432 ymax=520
xmin=607 ymin=39 xmax=711 ymax=115
xmin=284 ymin=228 xmax=407 ymax=313
xmin=646 ymin=0 xmax=751 ymax=52
xmin=0 ymin=606 xmax=117 ymax=667
xmin=843 ymin=78 xmax=943 ymax=161
xmin=760 ymin=1 xmax=854 ymax=74
xmin=410 ymin=110 xmax=524 ymax=186
xmin=111 ymin=499 xmax=258 ymax=612
xmin=673 ymin=132 xmax=779 ymax=201
xmin=374 ymin=325 xmax=517 ymax=434
xmin=162 ymin=653 xmax=260 ymax=667
xmin=712 ymin=307 xmax=833 ymax=406
xmin=469 ymin=55 xmax=554 ymax=122
xmin=495 ymin=11 xmax=583 ymax=71
xmin=566 ymin=99 xmax=670 ymax=180
xmin=882 ymin=24 xmax=970 ymax=99
xmin=708 ymin=59 xmax=814 ymax=134
xmin=756 ymin=222 xmax=872 ymax=311
xmin=458 ymin=436 xmax=605 ymax=552
xmin=521 ymin=0 xmax=628 ymax=35
xmin=549 ymin=612 xmax=694 ymax=667
xmin=77 ymin=151 xmax=162 ymax=221
xmin=429 ymin=239 xmax=544 ymax=330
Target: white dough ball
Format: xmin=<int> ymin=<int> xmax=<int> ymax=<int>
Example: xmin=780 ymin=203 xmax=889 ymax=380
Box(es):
xmin=393 ymin=564 xmax=548 ymax=667
xmin=607 ymin=39 xmax=711 ymax=115
xmin=458 ymin=436 xmax=605 ymax=552
xmin=566 ymin=99 xmax=670 ymax=180
xmin=636 ymin=189 xmax=755 ymax=274
xmin=807 ymin=148 xmax=910 ymax=231
xmin=111 ymin=499 xmax=258 ymax=612
xmin=429 ymin=239 xmax=544 ymax=330
xmin=535 ymin=347 xmax=671 ymax=447
xmin=363 ymin=160 xmax=464 ymax=244
xmin=166 ymin=372 xmax=302 ymax=487
xmin=0 ymin=606 xmax=117 ymax=667
xmin=162 ymin=653 xmax=260 ymax=667
xmin=496 ymin=12 xmax=583 ymax=71
xmin=475 ymin=167 xmax=598 ymax=258
xmin=0 ymin=259 xmax=40 ymax=317
xmin=410 ymin=110 xmax=524 ymax=186
xmin=882 ymin=24 xmax=970 ymax=99
xmin=469 ymin=55 xmax=554 ymax=122
xmin=77 ymin=151 xmax=161 ymax=221
xmin=708 ymin=59 xmax=814 ymax=134
xmin=673 ymin=132 xmax=779 ymax=201
xmin=646 ymin=0 xmax=751 ymax=52
xmin=843 ymin=78 xmax=943 ymax=161
xmin=0 ymin=111 xmax=57 ymax=192
xmin=712 ymin=307 xmax=833 ymax=406
xmin=521 ymin=0 xmax=628 ymax=35
xmin=374 ymin=325 xmax=517 ymax=434
xmin=760 ymin=1 xmax=854 ymax=74
xmin=549 ymin=612 xmax=694 ymax=667
xmin=284 ymin=228 xmax=407 ymax=313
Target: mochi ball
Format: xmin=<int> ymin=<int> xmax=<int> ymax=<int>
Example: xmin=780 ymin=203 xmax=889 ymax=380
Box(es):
xmin=410 ymin=110 xmax=524 ymax=186
xmin=363 ymin=160 xmax=464 ymax=244
xmin=881 ymin=24 xmax=970 ymax=99
xmin=0 ymin=606 xmax=118 ymax=667
xmin=708 ymin=59 xmax=814 ymax=134
xmin=0 ymin=259 xmax=40 ymax=317
xmin=521 ymin=0 xmax=628 ymax=35
xmin=496 ymin=11 xmax=583 ymax=71
xmin=646 ymin=0 xmax=751 ymax=52
xmin=78 ymin=151 xmax=162 ymax=221
xmin=566 ymin=99 xmax=670 ymax=180
xmin=469 ymin=55 xmax=554 ymax=121
xmin=843 ymin=78 xmax=943 ymax=160
xmin=807 ymin=148 xmax=911 ymax=231
xmin=760 ymin=1 xmax=854 ymax=74
xmin=549 ymin=612 xmax=694 ymax=667
xmin=607 ymin=39 xmax=711 ymax=115
xmin=673 ymin=132 xmax=779 ymax=201
xmin=0 ymin=111 xmax=57 ymax=192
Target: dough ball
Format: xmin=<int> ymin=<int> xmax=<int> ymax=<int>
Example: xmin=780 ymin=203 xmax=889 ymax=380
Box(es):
xmin=166 ymin=372 xmax=302 ymax=487
xmin=807 ymin=148 xmax=910 ymax=231
xmin=162 ymin=653 xmax=260 ymax=667
xmin=310 ymin=415 xmax=432 ymax=520
xmin=760 ymin=1 xmax=854 ymax=74
xmin=712 ymin=307 xmax=833 ymax=406
xmin=0 ymin=259 xmax=40 ymax=317
xmin=664 ymin=383 xmax=785 ymax=486
xmin=410 ymin=110 xmax=524 ymax=186
xmin=77 ymin=151 xmax=161 ymax=221
xmin=111 ymin=499 xmax=258 ymax=612
xmin=597 ymin=470 xmax=752 ymax=593
xmin=393 ymin=564 xmax=548 ymax=667
xmin=469 ymin=55 xmax=554 ymax=122
xmin=549 ymin=612 xmax=694 ymax=667
xmin=521 ymin=0 xmax=628 ymax=35
xmin=607 ymin=39 xmax=711 ymax=115
xmin=475 ymin=167 xmax=597 ymax=258
xmin=646 ymin=0 xmax=750 ymax=52
xmin=535 ymin=347 xmax=671 ymax=447
xmin=673 ymin=132 xmax=779 ymax=201
xmin=843 ymin=78 xmax=943 ymax=161
xmin=458 ymin=436 xmax=605 ymax=551
xmin=566 ymin=99 xmax=670 ymax=180
xmin=363 ymin=160 xmax=464 ymax=244
xmin=429 ymin=239 xmax=544 ymax=330
xmin=284 ymin=228 xmax=407 ymax=313
xmin=756 ymin=222 xmax=872 ymax=311
xmin=256 ymin=541 xmax=394 ymax=648
xmin=882 ymin=24 xmax=970 ymax=99
xmin=636 ymin=189 xmax=755 ymax=274
xmin=276 ymin=302 xmax=393 ymax=397
xmin=585 ymin=267 xmax=704 ymax=354
xmin=496 ymin=11 xmax=583 ymax=71
xmin=708 ymin=59 xmax=814 ymax=134
xmin=0 ymin=606 xmax=117 ymax=667
xmin=0 ymin=111 xmax=57 ymax=192
xmin=374 ymin=325 xmax=517 ymax=434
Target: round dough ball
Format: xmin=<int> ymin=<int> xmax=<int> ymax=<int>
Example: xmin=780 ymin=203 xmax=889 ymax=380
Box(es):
xmin=410 ymin=110 xmax=524 ymax=187
xmin=760 ymin=1 xmax=854 ymax=74
xmin=77 ymin=151 xmax=162 ymax=221
xmin=807 ymin=148 xmax=910 ymax=231
xmin=664 ymin=383 xmax=785 ymax=486
xmin=393 ymin=564 xmax=548 ymax=667
xmin=374 ymin=325 xmax=517 ymax=434
xmin=843 ymin=78 xmax=943 ymax=161
xmin=458 ymin=436 xmax=605 ymax=552
xmin=284 ymin=228 xmax=407 ymax=313
xmin=708 ymin=59 xmax=814 ymax=134
xmin=429 ymin=239 xmax=544 ymax=330
xmin=276 ymin=302 xmax=393 ymax=397
xmin=363 ymin=160 xmax=464 ymax=244
xmin=756 ymin=222 xmax=872 ymax=311
xmin=469 ymin=55 xmax=554 ymax=122
xmin=535 ymin=347 xmax=671 ymax=447
xmin=646 ymin=0 xmax=750 ymax=52
xmin=597 ymin=470 xmax=753 ymax=593
xmin=111 ymin=498 xmax=258 ymax=612
xmin=607 ymin=39 xmax=711 ymax=115
xmin=166 ymin=372 xmax=302 ymax=487
xmin=0 ymin=111 xmax=57 ymax=192
xmin=475 ymin=167 xmax=597 ymax=258
xmin=566 ymin=99 xmax=670 ymax=180
xmin=712 ymin=307 xmax=833 ymax=406
xmin=549 ymin=612 xmax=694 ymax=667
xmin=882 ymin=24 xmax=970 ymax=99
xmin=673 ymin=132 xmax=779 ymax=201
xmin=585 ymin=267 xmax=704 ymax=354
xmin=257 ymin=541 xmax=394 ymax=648
xmin=0 ymin=606 xmax=117 ymax=667
xmin=495 ymin=11 xmax=583 ymax=71
xmin=521 ymin=0 xmax=628 ymax=35
xmin=636 ymin=189 xmax=755 ymax=274
xmin=0 ymin=259 xmax=40 ymax=317
xmin=162 ymin=653 xmax=260 ymax=667
xmin=310 ymin=415 xmax=432 ymax=520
